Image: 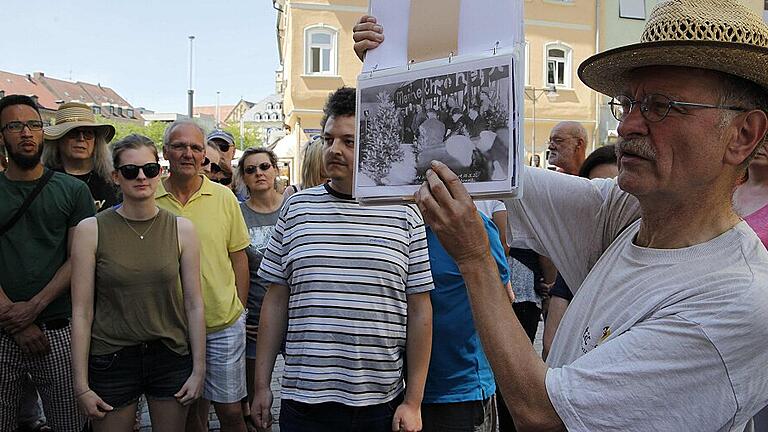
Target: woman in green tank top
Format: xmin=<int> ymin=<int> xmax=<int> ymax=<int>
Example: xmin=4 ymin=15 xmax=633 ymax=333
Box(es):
xmin=69 ymin=134 xmax=206 ymax=431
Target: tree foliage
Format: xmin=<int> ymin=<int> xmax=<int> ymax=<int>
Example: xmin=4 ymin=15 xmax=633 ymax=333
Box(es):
xmin=361 ymin=92 xmax=404 ymax=185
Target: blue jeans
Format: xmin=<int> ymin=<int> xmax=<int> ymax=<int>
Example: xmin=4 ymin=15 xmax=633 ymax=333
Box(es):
xmin=279 ymin=392 xmax=403 ymax=432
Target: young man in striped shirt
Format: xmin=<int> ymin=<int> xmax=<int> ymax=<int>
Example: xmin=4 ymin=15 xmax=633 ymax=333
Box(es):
xmin=251 ymin=87 xmax=434 ymax=432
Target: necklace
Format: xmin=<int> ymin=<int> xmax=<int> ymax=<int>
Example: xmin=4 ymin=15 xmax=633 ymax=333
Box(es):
xmin=119 ymin=211 xmax=159 ymax=240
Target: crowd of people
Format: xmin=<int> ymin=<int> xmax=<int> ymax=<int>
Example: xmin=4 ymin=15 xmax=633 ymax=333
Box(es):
xmin=1 ymin=0 xmax=768 ymax=431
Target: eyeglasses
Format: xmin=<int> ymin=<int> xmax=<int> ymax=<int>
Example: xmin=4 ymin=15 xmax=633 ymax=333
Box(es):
xmin=64 ymin=128 xmax=95 ymax=140
xmin=168 ymin=142 xmax=205 ymax=154
xmin=1 ymin=120 xmax=44 ymax=133
xmin=609 ymin=94 xmax=747 ymax=123
xmin=117 ymin=163 xmax=162 ymax=180
xmin=244 ymin=163 xmax=274 ymax=175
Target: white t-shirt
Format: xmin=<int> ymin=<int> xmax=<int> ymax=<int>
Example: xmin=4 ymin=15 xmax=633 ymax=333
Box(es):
xmin=505 ymin=167 xmax=768 ymax=432
xmin=474 ymin=199 xmax=506 ymax=220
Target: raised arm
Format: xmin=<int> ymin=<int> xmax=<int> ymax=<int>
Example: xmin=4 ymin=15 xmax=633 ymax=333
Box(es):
xmin=175 ymin=217 xmax=206 ymax=406
xmin=415 ymin=162 xmax=565 ymax=431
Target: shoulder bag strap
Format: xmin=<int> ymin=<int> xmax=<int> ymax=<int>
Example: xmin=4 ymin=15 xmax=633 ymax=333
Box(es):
xmin=0 ymin=169 xmax=55 ymax=237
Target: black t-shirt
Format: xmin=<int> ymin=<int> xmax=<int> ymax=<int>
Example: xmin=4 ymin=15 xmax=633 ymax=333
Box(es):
xmin=57 ymin=169 xmax=120 ymax=212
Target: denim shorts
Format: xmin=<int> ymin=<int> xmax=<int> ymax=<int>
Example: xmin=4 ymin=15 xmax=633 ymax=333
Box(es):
xmin=88 ymin=340 xmax=192 ymax=408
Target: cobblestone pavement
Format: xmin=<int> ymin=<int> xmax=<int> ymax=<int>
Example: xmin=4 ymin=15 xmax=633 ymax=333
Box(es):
xmin=138 ymin=355 xmax=284 ymax=432
xmin=138 ymin=321 xmax=544 ymax=431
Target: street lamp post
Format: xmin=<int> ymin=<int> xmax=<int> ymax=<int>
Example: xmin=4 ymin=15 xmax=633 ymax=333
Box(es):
xmin=524 ymin=85 xmax=558 ymax=166
xmin=187 ymin=35 xmax=195 ymax=119
xmin=216 ymin=91 xmax=221 ymax=127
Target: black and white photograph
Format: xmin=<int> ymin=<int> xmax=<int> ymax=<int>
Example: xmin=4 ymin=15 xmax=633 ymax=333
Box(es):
xmin=355 ymin=54 xmax=517 ymax=201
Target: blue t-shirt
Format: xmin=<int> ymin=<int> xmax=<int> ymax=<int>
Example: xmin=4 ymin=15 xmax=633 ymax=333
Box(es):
xmin=423 ymin=213 xmax=511 ymax=403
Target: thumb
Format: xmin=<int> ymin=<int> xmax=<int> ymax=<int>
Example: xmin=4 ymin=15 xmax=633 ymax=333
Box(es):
xmin=97 ymin=398 xmax=114 ymax=412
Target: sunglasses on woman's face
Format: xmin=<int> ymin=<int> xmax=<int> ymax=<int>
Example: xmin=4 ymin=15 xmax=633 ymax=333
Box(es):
xmin=244 ymin=163 xmax=273 ymax=175
xmin=117 ymin=163 xmax=161 ymax=180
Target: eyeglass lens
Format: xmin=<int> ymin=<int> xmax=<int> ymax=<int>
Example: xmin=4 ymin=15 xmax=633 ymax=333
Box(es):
xmin=118 ymin=163 xmax=161 ymax=180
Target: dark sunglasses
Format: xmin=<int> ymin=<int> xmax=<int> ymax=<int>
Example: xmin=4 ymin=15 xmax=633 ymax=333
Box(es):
xmin=244 ymin=163 xmax=274 ymax=175
xmin=203 ymin=157 xmax=223 ymax=173
xmin=117 ymin=163 xmax=161 ymax=180
xmin=216 ymin=141 xmax=230 ymax=152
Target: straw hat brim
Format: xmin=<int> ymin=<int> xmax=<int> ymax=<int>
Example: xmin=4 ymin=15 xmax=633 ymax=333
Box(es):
xmin=578 ymin=40 xmax=768 ymax=97
xmin=44 ymin=121 xmax=116 ymax=142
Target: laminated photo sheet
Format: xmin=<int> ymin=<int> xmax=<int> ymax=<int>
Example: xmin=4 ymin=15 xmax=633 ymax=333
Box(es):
xmin=363 ymin=0 xmax=524 ymax=73
xmin=354 ymin=52 xmax=521 ymax=203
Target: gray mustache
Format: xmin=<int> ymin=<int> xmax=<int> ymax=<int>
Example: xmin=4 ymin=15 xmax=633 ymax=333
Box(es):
xmin=616 ymin=137 xmax=656 ymax=160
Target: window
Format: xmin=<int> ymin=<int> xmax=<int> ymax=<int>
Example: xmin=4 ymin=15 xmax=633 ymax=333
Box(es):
xmin=545 ymin=43 xmax=572 ymax=87
xmin=305 ymin=26 xmax=337 ymax=75
xmin=109 ymin=106 xmax=115 ymax=115
xmin=254 ymin=113 xmax=261 ymax=121
xmin=127 ymin=109 xmax=134 ymax=118
xmin=118 ymin=107 xmax=123 ymax=117
xmin=92 ymin=106 xmax=101 ymax=115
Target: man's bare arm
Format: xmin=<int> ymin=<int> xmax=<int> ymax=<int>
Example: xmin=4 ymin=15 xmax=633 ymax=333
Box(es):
xmin=415 ymin=161 xmax=565 ymax=431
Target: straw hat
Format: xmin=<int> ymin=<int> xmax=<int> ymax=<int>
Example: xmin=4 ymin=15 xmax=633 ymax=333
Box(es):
xmin=578 ymin=0 xmax=768 ymax=97
xmin=43 ymin=102 xmax=116 ymax=142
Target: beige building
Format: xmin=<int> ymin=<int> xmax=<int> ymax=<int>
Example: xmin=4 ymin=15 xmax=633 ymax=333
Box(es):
xmin=522 ymin=0 xmax=599 ymax=165
xmin=272 ymin=0 xmax=368 ymax=183
xmin=270 ymin=0 xmax=765 ymax=175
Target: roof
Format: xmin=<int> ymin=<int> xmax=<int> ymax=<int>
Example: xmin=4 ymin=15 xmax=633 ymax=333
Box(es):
xmin=194 ymin=105 xmax=236 ymax=122
xmin=0 ymin=70 xmax=59 ymax=110
xmin=0 ymin=70 xmax=142 ymax=121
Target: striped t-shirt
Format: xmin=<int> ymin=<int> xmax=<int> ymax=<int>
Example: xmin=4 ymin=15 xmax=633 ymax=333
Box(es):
xmin=258 ymin=183 xmax=434 ymax=406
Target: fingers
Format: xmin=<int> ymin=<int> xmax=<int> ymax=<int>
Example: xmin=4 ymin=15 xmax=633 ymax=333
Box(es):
xmin=429 ymin=160 xmax=471 ymax=201
xmin=414 ymin=181 xmax=441 ymax=227
xmin=356 ymin=14 xmax=377 ymax=25
xmin=391 ymin=412 xmax=402 ymax=432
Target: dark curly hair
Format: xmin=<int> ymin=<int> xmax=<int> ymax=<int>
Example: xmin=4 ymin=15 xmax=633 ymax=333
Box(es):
xmin=578 ymin=145 xmax=617 ymax=179
xmin=321 ymin=87 xmax=356 ymax=129
xmin=0 ymin=95 xmax=40 ymax=123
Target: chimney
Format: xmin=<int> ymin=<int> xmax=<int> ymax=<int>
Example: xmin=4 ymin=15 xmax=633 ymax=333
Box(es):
xmin=33 ymin=72 xmax=44 ymax=79
xmin=26 ymin=74 xmax=33 ymax=83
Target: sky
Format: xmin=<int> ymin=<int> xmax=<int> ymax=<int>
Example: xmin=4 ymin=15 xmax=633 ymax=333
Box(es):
xmin=0 ymin=0 xmax=280 ymax=113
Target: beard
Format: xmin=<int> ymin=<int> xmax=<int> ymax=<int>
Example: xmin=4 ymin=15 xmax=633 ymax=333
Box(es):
xmin=5 ymin=143 xmax=42 ymax=170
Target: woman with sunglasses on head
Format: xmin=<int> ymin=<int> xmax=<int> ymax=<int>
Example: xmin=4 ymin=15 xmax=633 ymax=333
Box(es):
xmin=43 ymin=102 xmax=120 ymax=213
xmin=237 ymin=147 xmax=286 ymax=425
xmin=70 ymin=134 xmax=206 ymax=431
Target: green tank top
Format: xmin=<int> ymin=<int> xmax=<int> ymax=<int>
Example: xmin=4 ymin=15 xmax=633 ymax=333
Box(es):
xmin=90 ymin=208 xmax=189 ymax=355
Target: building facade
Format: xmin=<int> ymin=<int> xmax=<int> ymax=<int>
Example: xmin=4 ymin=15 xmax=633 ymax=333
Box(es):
xmin=270 ymin=0 xmax=764 ymax=174
xmin=272 ymin=0 xmax=369 ymax=183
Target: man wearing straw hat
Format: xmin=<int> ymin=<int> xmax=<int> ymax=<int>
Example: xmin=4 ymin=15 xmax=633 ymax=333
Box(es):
xmin=43 ymin=102 xmax=119 ymax=213
xmin=354 ymin=0 xmax=768 ymax=430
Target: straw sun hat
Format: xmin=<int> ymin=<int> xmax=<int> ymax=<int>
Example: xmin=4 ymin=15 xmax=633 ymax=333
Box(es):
xmin=43 ymin=102 xmax=116 ymax=142
xmin=578 ymin=0 xmax=768 ymax=97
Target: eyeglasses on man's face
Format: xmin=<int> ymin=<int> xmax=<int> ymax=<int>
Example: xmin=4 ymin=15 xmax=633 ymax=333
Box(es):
xmin=1 ymin=120 xmax=44 ymax=133
xmin=168 ymin=142 xmax=205 ymax=154
xmin=608 ymin=93 xmax=747 ymax=123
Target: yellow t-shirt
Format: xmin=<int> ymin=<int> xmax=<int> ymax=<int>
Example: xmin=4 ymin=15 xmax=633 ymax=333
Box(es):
xmin=156 ymin=175 xmax=250 ymax=333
